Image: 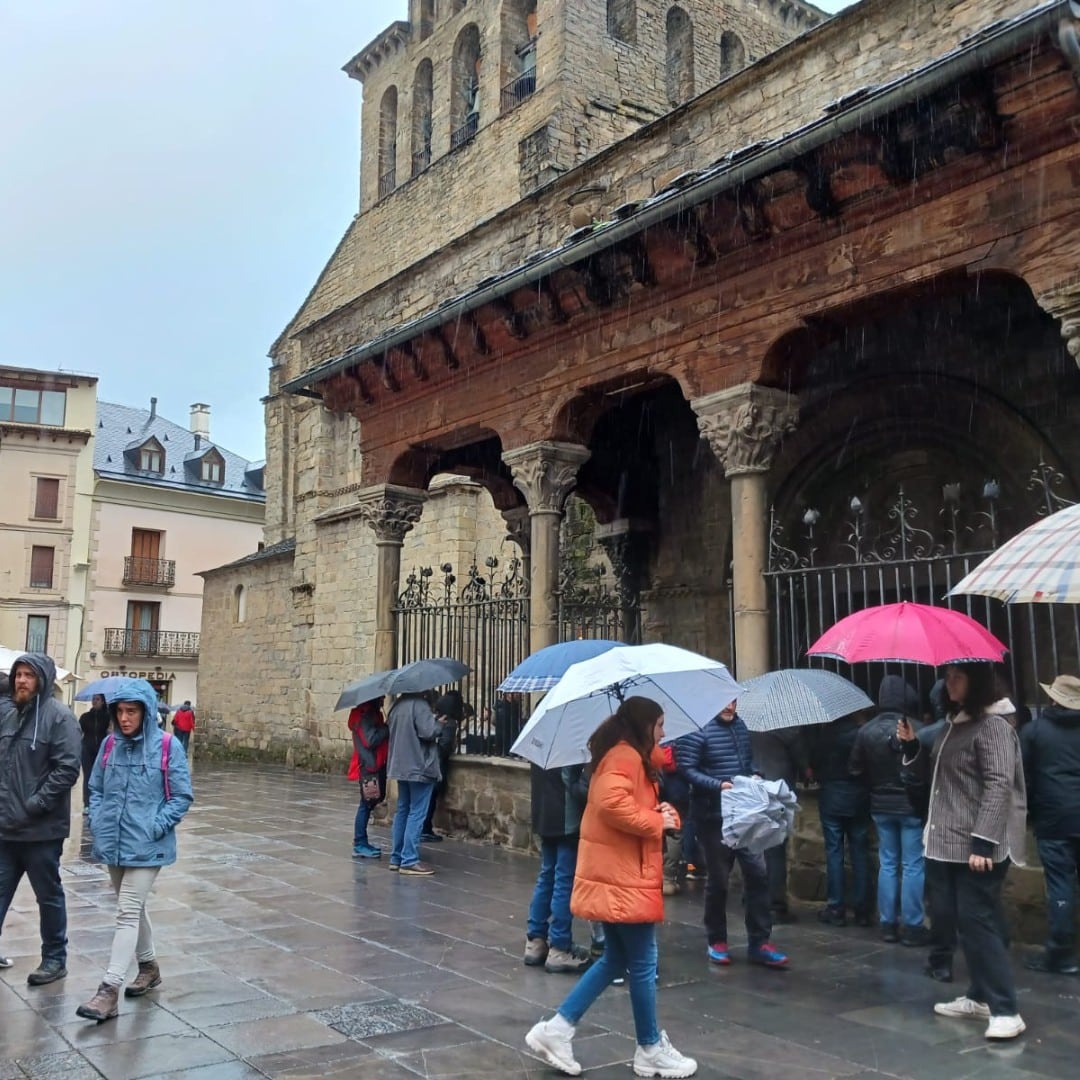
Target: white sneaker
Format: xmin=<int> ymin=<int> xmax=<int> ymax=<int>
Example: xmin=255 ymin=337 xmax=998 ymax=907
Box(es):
xmin=934 ymin=996 xmax=991 ymax=1020
xmin=985 ymin=1014 xmax=1026 ymax=1040
xmin=633 ymin=1030 xmax=698 ymax=1078
xmin=526 ymin=1018 xmax=582 ymax=1076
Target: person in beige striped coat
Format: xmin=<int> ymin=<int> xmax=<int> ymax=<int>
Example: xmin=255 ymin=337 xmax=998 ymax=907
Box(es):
xmin=898 ymin=661 xmax=1027 ymax=1041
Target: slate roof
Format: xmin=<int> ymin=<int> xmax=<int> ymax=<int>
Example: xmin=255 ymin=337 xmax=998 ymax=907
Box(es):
xmin=94 ymin=401 xmax=266 ymax=502
xmin=200 ymin=537 xmax=296 ymax=576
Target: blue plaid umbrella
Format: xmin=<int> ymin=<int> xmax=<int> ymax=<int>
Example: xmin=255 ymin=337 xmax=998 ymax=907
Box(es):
xmin=949 ymin=502 xmax=1080 ymax=604
xmin=75 ymin=675 xmax=130 ymax=702
xmin=737 ymin=669 xmax=873 ymax=732
xmin=498 ymin=639 xmax=621 ymax=693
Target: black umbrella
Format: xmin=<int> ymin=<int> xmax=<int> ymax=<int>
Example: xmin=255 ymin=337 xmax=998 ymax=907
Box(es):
xmin=334 ymin=657 xmax=470 ymax=711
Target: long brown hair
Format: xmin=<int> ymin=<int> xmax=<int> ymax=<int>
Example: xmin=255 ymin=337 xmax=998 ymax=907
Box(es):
xmin=588 ymin=696 xmax=663 ymax=781
xmin=945 ymin=662 xmax=1000 ymax=718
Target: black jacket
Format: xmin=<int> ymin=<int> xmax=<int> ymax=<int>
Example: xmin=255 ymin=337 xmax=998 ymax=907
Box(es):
xmin=811 ymin=717 xmax=870 ymax=819
xmin=678 ymin=714 xmax=757 ymax=822
xmin=849 ymin=676 xmax=921 ymax=815
xmin=0 ymin=653 xmax=82 ymax=842
xmin=530 ymin=764 xmax=587 ymax=840
xmin=751 ymin=727 xmax=809 ymax=788
xmin=79 ymin=705 xmax=111 ymax=765
xmin=1022 ymin=705 xmax=1080 ymax=838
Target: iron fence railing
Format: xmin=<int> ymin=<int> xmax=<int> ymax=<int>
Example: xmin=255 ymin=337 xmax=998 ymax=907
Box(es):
xmin=450 ymin=113 xmax=478 ymax=150
xmin=378 ymin=168 xmax=397 ymax=199
xmin=500 ymin=70 xmax=536 ymax=111
xmin=103 ymin=628 xmax=200 ymax=657
xmin=122 ymin=556 xmax=176 ymax=588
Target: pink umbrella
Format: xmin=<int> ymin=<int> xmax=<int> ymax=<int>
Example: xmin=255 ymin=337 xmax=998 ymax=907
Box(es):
xmin=807 ymin=602 xmax=1007 ymax=666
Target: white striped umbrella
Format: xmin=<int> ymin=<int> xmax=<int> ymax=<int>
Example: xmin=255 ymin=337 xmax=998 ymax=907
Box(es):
xmin=737 ymin=669 xmax=873 ymax=732
xmin=949 ymin=503 xmax=1080 ymax=604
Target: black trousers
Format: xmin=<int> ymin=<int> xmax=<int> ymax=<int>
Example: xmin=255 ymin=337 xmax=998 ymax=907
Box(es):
xmin=765 ymin=839 xmax=789 ymax=912
xmin=924 ymin=858 xmax=958 ymax=971
xmin=933 ymin=859 xmax=1017 ymax=1016
xmin=699 ymin=825 xmax=772 ymax=949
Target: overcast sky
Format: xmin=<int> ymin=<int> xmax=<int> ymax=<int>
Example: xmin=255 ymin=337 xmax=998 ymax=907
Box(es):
xmin=1 ymin=0 xmax=854 ymax=462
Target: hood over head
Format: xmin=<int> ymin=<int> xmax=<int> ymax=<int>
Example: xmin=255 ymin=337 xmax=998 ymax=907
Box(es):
xmin=928 ymin=678 xmax=949 ymax=722
xmin=106 ymin=678 xmax=161 ymax=735
xmin=434 ymin=691 xmax=464 ymax=722
xmin=877 ymin=675 xmax=919 ymax=717
xmin=8 ymin=652 xmax=56 ymax=701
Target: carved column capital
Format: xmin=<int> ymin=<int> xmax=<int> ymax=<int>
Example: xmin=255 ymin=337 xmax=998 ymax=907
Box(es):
xmin=692 ymin=384 xmax=799 ymax=477
xmin=1035 ymin=278 xmax=1080 ymax=367
xmin=501 ymin=505 xmax=532 ymax=555
xmin=356 ymin=484 xmax=427 ymax=543
xmin=502 ymin=441 xmax=591 ymax=514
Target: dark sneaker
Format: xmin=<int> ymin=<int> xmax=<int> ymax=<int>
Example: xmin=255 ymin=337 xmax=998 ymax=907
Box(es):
xmin=685 ymin=864 xmax=704 ymax=881
xmin=1024 ymin=953 xmax=1080 ymax=975
xmin=419 ymin=831 xmax=443 ymax=843
xmin=352 ymin=843 xmax=382 ymax=859
xmin=707 ymin=942 xmax=731 ymax=966
xmin=399 ymin=862 xmax=436 ymax=876
xmin=924 ymin=963 xmax=954 ymax=982
xmin=900 ymin=924 xmax=931 ymax=947
xmin=589 ymin=936 xmax=605 ymax=959
xmin=881 ymin=922 xmax=899 ymax=943
xmin=818 ymin=907 xmax=846 ymax=927
xmin=748 ymin=942 xmax=789 ymax=969
xmin=27 ymin=960 xmax=67 ymax=986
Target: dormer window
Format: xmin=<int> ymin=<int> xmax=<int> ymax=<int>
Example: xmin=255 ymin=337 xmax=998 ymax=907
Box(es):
xmin=139 ymin=440 xmax=165 ymax=474
xmin=200 ymin=448 xmax=226 ymax=484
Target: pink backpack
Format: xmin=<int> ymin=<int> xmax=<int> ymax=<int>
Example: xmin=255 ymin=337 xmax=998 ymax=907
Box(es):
xmin=101 ymin=732 xmax=172 ymax=800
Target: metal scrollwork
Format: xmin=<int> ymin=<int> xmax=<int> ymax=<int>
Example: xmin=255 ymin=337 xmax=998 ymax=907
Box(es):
xmin=876 ymin=487 xmax=943 ymax=562
xmin=1029 ymin=458 xmax=1075 ymax=517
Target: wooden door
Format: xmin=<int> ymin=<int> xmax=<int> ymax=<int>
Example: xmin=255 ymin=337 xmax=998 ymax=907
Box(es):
xmin=131 ymin=529 xmax=161 ymax=560
xmin=126 ymin=601 xmax=160 ymax=654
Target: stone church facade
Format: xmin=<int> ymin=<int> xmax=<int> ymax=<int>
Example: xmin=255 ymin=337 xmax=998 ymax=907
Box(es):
xmin=200 ymin=0 xmax=1080 ymax=926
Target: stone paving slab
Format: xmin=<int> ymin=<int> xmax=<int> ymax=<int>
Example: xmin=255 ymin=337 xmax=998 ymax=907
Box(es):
xmin=0 ymin=763 xmax=1075 ymax=1078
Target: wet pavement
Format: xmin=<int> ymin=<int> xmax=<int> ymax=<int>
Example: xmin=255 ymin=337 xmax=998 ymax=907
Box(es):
xmin=1 ymin=763 xmax=1077 ymax=1079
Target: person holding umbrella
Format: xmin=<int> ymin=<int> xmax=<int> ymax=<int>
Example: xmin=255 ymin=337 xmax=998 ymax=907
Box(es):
xmin=525 ymin=696 xmax=697 ymax=1078
xmin=897 ymin=662 xmax=1027 ymax=1040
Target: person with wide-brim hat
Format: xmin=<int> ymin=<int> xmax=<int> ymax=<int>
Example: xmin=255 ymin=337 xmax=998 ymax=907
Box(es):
xmin=1021 ymin=675 xmax=1080 ymax=976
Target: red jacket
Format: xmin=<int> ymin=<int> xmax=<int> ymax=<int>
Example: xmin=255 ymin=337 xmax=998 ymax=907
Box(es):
xmin=347 ymin=703 xmax=388 ymax=780
xmin=172 ymin=708 xmax=195 ymax=733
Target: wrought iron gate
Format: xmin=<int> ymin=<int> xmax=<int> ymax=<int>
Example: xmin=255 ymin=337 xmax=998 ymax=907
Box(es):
xmin=766 ymin=472 xmax=1079 ymax=712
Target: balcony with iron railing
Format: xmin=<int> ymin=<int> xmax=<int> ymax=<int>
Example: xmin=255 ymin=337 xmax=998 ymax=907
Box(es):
xmin=450 ymin=113 xmax=479 ymax=151
xmin=378 ymin=167 xmax=397 ymax=200
xmin=411 ymin=146 xmax=431 ymax=177
xmin=500 ymin=70 xmax=536 ymax=113
xmin=122 ymin=556 xmax=176 ymax=588
xmin=103 ymin=628 xmax=200 ymax=658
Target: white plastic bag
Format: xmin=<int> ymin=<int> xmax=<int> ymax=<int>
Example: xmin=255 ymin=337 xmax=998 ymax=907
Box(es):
xmin=721 ymin=776 xmax=798 ymax=853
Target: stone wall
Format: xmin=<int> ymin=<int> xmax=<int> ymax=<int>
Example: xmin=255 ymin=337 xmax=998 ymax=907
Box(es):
xmin=435 ymin=755 xmax=534 ymax=849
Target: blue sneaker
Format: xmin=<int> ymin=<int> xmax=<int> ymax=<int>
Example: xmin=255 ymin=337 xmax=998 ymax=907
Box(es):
xmin=707 ymin=941 xmax=730 ymax=965
xmin=352 ymin=843 xmax=382 ymax=859
xmin=748 ymin=942 xmax=788 ymax=968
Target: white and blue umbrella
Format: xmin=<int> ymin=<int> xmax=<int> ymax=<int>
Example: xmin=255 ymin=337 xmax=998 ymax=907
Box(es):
xmin=510 ymin=643 xmax=742 ymax=769
xmin=498 ymin=639 xmax=621 ymax=693
xmin=737 ymin=669 xmax=873 ymax=733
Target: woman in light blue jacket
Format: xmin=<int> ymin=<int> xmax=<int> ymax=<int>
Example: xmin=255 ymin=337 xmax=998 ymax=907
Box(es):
xmin=77 ymin=678 xmax=193 ymax=1022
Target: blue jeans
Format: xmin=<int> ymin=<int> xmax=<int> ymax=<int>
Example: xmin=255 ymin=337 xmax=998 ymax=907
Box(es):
xmin=1037 ymin=836 xmax=1080 ymax=964
xmin=527 ymin=838 xmax=578 ymax=951
xmin=353 ymin=798 xmax=378 ymax=847
xmin=173 ymin=730 xmax=190 ymax=753
xmin=558 ymin=921 xmax=660 ymax=1048
xmin=820 ymin=812 xmax=870 ymax=915
xmin=872 ymin=812 xmax=926 ymax=927
xmin=390 ymin=781 xmax=434 ymax=867
xmin=0 ymin=839 xmax=68 ymax=964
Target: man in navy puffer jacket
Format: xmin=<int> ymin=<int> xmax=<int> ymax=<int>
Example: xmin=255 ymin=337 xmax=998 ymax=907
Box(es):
xmin=679 ymin=699 xmax=789 ymax=969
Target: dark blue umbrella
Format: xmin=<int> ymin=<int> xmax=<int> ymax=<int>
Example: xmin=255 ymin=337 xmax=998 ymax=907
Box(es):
xmin=335 ymin=657 xmax=470 ymax=711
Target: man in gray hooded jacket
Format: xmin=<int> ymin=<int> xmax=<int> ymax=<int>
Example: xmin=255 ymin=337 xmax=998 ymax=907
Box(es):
xmin=0 ymin=653 xmax=81 ymax=983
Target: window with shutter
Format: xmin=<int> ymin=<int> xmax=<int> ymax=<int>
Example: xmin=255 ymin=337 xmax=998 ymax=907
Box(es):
xmin=34 ymin=477 xmax=60 ymax=519
xmin=30 ymin=546 xmax=55 ymax=588
xmin=26 ymin=615 xmax=49 ymax=652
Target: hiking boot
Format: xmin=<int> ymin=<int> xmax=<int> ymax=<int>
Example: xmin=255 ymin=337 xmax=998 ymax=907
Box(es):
xmin=524 ymin=936 xmax=549 ymax=967
xmin=545 ymin=944 xmax=591 ymax=974
xmin=399 ymin=862 xmax=435 ymax=876
xmin=748 ymin=942 xmax=789 ymax=968
xmin=985 ymin=1014 xmax=1026 ymax=1040
xmin=707 ymin=941 xmax=730 ymax=965
xmin=76 ymin=982 xmax=119 ymax=1022
xmin=526 ymin=1016 xmax=581 ymax=1076
xmin=27 ymin=960 xmax=67 ymax=986
xmin=0 ymin=955 xmax=12 ymax=969
xmin=881 ymin=922 xmax=899 ymax=943
xmin=1024 ymin=952 xmax=1080 ymax=975
xmin=352 ymin=843 xmax=382 ymax=859
xmin=817 ymin=906 xmax=846 ymax=927
xmin=634 ymin=1030 xmax=698 ymax=1078
xmin=934 ymin=996 xmax=990 ymax=1020
xmin=662 ymin=879 xmax=681 ymax=896
xmin=900 ymin=924 xmax=931 ymax=947
xmin=124 ymin=960 xmax=161 ymax=998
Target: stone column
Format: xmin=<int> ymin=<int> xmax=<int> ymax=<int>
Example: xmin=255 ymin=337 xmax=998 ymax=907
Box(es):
xmin=1035 ymin=278 xmax=1080 ymax=368
xmin=502 ymin=442 xmax=591 ymax=653
xmin=692 ymin=385 xmax=799 ymax=680
xmin=357 ymin=484 xmax=427 ymax=671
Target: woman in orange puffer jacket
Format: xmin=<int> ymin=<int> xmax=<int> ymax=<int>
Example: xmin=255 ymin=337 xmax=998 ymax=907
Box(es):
xmin=525 ymin=697 xmax=698 ymax=1079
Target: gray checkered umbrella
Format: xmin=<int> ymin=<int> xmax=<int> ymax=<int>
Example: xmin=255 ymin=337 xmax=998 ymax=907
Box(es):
xmin=737 ymin=669 xmax=873 ymax=732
